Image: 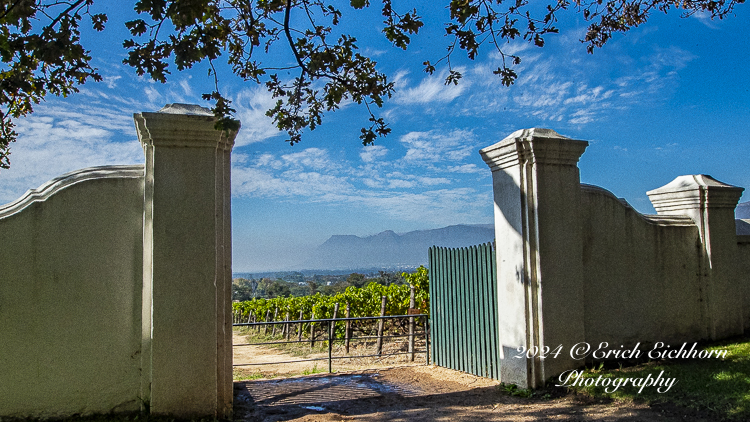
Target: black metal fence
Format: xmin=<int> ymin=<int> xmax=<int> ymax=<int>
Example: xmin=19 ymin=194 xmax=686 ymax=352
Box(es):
xmin=233 ymin=314 xmax=430 ymax=373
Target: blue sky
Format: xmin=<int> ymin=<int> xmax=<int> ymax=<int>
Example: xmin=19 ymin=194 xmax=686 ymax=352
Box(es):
xmin=1 ymin=3 xmax=748 ymax=272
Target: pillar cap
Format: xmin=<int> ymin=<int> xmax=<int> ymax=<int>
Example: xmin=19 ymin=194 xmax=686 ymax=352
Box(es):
xmin=134 ymin=103 xmax=239 ymax=150
xmin=480 ymin=128 xmax=588 ymax=171
xmin=156 ymin=103 xmax=214 ymax=116
xmin=647 ymin=175 xmax=744 ymax=213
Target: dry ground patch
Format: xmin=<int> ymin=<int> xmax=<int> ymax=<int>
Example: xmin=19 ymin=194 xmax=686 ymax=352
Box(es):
xmin=232 ymin=330 xmax=713 ymax=421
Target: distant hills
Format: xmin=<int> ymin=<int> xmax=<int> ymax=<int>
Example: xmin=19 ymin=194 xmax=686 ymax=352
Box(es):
xmin=737 ymin=201 xmax=750 ymax=219
xmin=738 ymin=201 xmax=750 ymax=235
xmin=298 ymin=224 xmax=495 ymax=271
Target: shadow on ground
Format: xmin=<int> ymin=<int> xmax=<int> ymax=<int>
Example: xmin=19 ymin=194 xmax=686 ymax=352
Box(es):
xmin=233 ymin=368 xmax=714 ymax=421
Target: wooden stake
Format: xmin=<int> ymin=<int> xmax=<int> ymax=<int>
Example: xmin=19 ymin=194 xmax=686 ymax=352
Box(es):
xmin=285 ymin=312 xmax=291 ymax=341
xmin=344 ymin=303 xmax=351 ymax=354
xmin=310 ymin=312 xmax=316 ymax=348
xmin=271 ymin=307 xmax=279 ymax=336
xmin=376 ymin=296 xmax=387 ymax=356
xmin=298 ymin=309 xmax=304 ymax=342
xmin=409 ymin=285 xmax=416 ymax=361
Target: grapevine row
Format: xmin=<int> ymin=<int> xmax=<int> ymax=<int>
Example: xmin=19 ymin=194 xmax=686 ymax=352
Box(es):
xmin=232 ymin=266 xmax=429 ymax=322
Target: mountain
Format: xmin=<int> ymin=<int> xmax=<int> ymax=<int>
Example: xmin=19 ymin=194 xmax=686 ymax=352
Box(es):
xmin=299 ymin=224 xmax=494 ymax=270
xmin=737 ymin=201 xmax=750 ymax=219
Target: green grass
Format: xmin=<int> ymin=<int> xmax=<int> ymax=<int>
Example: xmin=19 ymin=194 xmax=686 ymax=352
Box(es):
xmin=563 ymin=335 xmax=750 ymax=420
xmin=232 ymin=365 xmax=326 ymax=381
xmin=498 ymin=383 xmax=534 ymax=398
xmin=232 ymin=369 xmax=268 ymax=381
xmin=302 ymin=364 xmax=325 ymax=376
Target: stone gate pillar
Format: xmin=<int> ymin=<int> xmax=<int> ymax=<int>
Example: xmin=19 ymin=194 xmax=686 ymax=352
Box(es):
xmin=134 ymin=104 xmax=238 ymax=418
xmin=480 ymin=128 xmax=587 ymax=388
xmin=648 ymin=175 xmax=745 ymax=340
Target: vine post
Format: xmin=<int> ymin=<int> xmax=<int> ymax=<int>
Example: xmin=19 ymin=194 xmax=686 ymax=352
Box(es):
xmin=285 ymin=312 xmax=291 ymax=341
xmin=310 ymin=312 xmax=316 ymax=348
xmin=376 ymin=296 xmax=387 ymax=356
xmin=345 ymin=303 xmax=351 ymax=354
xmin=298 ymin=309 xmax=304 ymax=342
xmin=271 ymin=307 xmax=279 ymax=336
xmin=409 ymin=285 xmax=416 ymax=361
xmin=329 ymin=303 xmax=339 ymax=373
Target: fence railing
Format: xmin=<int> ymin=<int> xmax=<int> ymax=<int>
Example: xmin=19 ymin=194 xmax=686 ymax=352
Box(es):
xmin=233 ymin=314 xmax=430 ymax=373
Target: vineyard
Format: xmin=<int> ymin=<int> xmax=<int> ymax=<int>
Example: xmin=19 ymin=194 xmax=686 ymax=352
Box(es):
xmin=232 ymin=266 xmax=429 ymax=323
xmin=232 ymin=267 xmax=430 ymax=369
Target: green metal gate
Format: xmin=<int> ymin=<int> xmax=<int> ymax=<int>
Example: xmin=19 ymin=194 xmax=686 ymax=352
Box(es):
xmin=428 ymin=242 xmax=500 ymax=379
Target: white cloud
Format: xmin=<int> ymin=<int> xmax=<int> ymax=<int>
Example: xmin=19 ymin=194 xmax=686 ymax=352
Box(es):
xmin=229 ymin=129 xmax=485 ymax=225
xmin=447 ymin=164 xmax=483 ymax=174
xmin=232 ymin=87 xmax=283 ymax=146
xmin=691 ymin=11 xmax=719 ymax=29
xmin=569 ymin=109 xmax=596 ymax=125
xmin=0 ymin=106 xmax=143 ymax=203
xmin=448 ymin=38 xmax=701 ymax=129
xmin=232 ymin=166 xmax=352 ymax=199
xmin=360 ymin=145 xmax=388 ymax=163
xmin=281 ymin=148 xmax=332 ymax=170
xmin=103 ymin=75 xmax=122 ymax=89
xmin=394 ymin=70 xmax=469 ymax=105
xmin=650 ymin=46 xmax=697 ymax=70
xmin=399 ymin=130 xmax=476 ymax=164
xmin=179 ymin=78 xmax=195 ymax=97
xmin=144 ymin=85 xmax=161 ymax=104
xmin=349 ymin=187 xmax=490 ymax=226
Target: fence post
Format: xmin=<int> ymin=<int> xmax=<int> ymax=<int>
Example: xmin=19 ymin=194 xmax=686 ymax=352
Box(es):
xmin=425 ymin=316 xmax=430 ymax=365
xmin=310 ymin=312 xmax=316 ymax=348
xmin=271 ymin=308 xmax=279 ymax=336
xmin=330 ymin=303 xmax=339 ymax=344
xmin=345 ymin=303 xmax=351 ymax=354
xmin=298 ymin=310 xmax=304 ymax=342
xmin=328 ymin=320 xmax=333 ymax=373
xmin=330 ymin=303 xmax=339 ymax=372
xmin=376 ymin=296 xmax=387 ymax=356
xmin=285 ymin=312 xmax=291 ymax=341
xmin=409 ymin=285 xmax=415 ymax=361
xmin=264 ymin=309 xmax=271 ymax=335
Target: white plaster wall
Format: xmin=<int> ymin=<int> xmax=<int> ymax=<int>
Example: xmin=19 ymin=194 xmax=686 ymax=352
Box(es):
xmin=0 ymin=166 xmax=144 ymax=418
xmin=580 ymin=186 xmax=705 ymax=348
xmin=737 ymin=233 xmax=750 ymax=329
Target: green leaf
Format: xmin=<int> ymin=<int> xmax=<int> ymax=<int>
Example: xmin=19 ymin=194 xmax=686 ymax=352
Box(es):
xmin=350 ymin=0 xmax=369 ymax=9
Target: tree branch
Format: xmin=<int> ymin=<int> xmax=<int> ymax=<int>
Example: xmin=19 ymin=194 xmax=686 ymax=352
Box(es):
xmin=284 ymin=0 xmax=309 ymax=75
xmin=47 ymin=0 xmax=86 ymax=29
xmin=0 ymin=0 xmax=26 ymax=21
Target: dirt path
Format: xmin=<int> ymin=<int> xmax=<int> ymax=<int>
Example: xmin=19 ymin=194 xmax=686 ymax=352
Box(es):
xmin=232 ymin=331 xmax=427 ymax=378
xmin=233 ymin=365 xmax=712 ymax=421
xmin=232 ymin=335 xmax=712 ymax=421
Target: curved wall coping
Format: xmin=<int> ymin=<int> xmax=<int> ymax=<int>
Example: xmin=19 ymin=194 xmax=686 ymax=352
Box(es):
xmin=0 ymin=164 xmax=145 ymax=219
xmin=581 ymin=183 xmax=695 ymax=228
